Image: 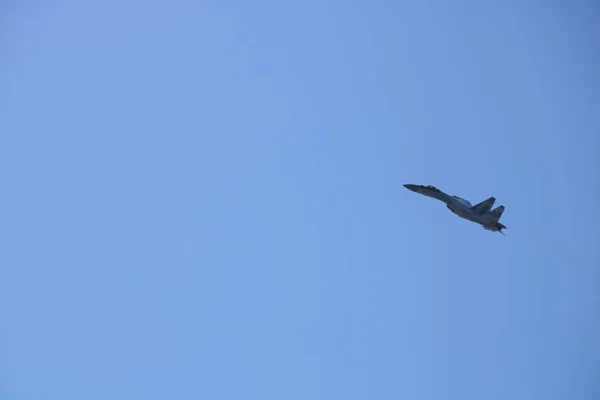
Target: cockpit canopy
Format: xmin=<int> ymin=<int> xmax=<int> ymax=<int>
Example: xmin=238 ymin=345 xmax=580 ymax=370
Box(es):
xmin=424 ymin=185 xmax=440 ymax=192
xmin=453 ymin=196 xmax=472 ymax=207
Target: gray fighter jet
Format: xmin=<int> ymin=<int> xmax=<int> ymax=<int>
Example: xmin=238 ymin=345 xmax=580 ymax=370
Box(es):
xmin=404 ymin=184 xmax=507 ymax=235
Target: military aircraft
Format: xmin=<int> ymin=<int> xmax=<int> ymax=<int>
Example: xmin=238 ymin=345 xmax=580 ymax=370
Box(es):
xmin=404 ymin=184 xmax=507 ymax=235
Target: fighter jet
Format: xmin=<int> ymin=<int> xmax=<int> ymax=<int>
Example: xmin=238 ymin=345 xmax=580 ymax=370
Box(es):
xmin=404 ymin=184 xmax=507 ymax=235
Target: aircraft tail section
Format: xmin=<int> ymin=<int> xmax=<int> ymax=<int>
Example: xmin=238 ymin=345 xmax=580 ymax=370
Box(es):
xmin=488 ymin=205 xmax=505 ymax=221
xmin=472 ymin=197 xmax=495 ymax=215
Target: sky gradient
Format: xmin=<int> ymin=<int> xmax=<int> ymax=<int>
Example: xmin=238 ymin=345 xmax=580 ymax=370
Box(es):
xmin=2 ymin=1 xmax=599 ymax=399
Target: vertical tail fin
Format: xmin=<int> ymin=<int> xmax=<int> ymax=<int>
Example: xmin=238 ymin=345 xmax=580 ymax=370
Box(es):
xmin=472 ymin=197 xmax=496 ymax=215
xmin=489 ymin=205 xmax=505 ymax=221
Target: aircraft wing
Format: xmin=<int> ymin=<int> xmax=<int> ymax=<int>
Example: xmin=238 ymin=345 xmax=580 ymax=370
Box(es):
xmin=472 ymin=197 xmax=495 ymax=215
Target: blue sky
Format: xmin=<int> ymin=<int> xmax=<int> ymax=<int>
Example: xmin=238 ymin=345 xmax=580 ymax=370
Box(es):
xmin=1 ymin=1 xmax=599 ymax=399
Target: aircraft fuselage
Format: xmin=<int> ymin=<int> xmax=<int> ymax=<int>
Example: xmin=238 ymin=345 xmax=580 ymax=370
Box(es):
xmin=404 ymin=184 xmax=507 ymax=234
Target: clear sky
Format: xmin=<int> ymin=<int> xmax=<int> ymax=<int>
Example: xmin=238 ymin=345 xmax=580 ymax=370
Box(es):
xmin=1 ymin=1 xmax=599 ymax=399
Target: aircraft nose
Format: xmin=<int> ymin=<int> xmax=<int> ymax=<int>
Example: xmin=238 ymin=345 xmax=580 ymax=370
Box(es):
xmin=404 ymin=184 xmax=419 ymax=192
